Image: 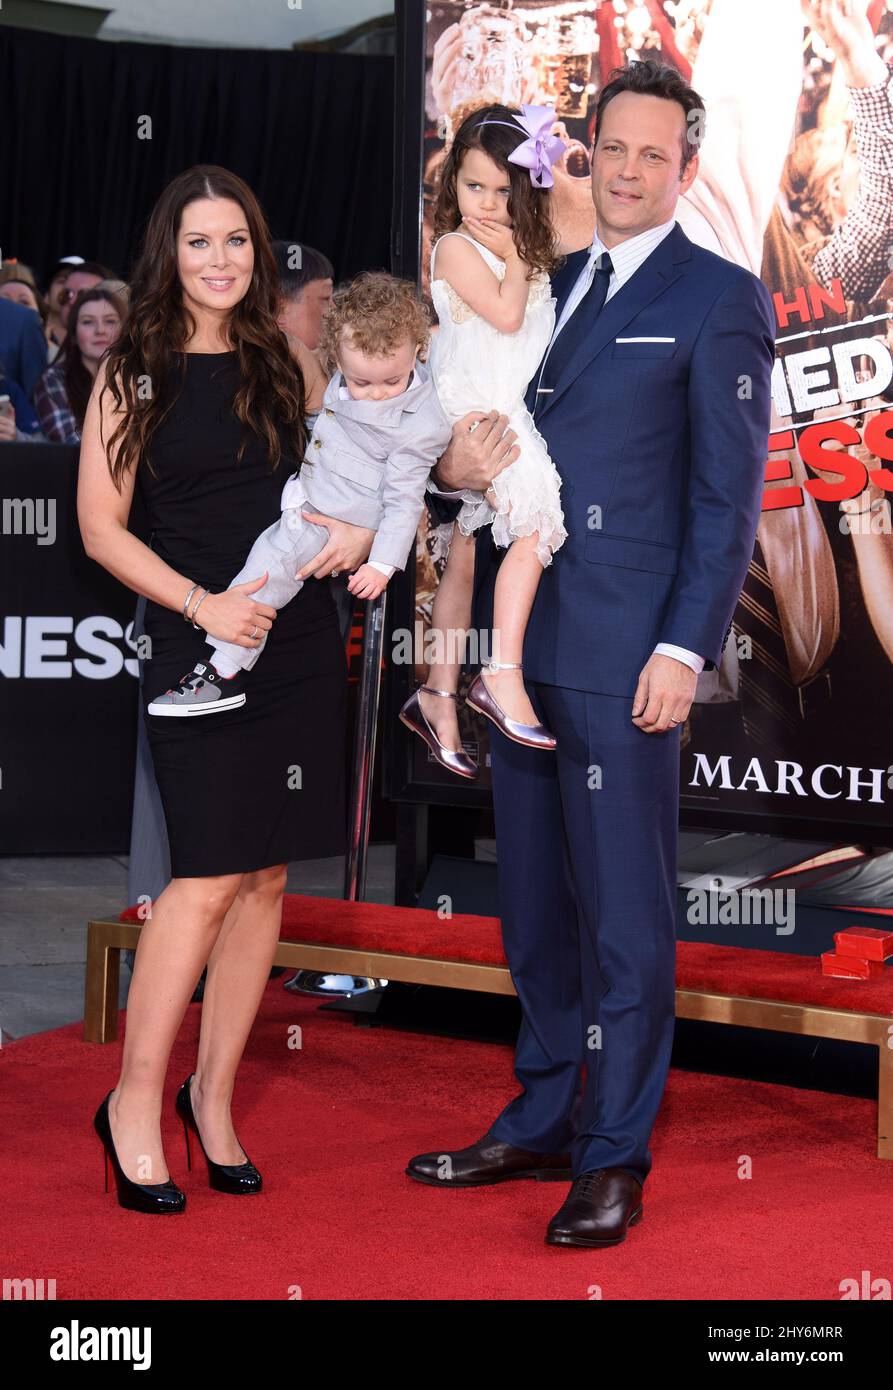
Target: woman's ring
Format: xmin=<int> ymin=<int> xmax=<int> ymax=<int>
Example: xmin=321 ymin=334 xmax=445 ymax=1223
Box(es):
xmin=330 ymin=569 xmax=340 ymax=578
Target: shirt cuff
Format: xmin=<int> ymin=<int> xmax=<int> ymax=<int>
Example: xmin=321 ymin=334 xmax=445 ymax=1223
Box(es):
xmin=847 ymin=66 xmax=893 ymax=111
xmin=425 ymin=475 xmax=478 ymax=501
xmin=654 ymin=642 xmax=705 ymax=675
xmin=367 ymin=560 xmax=395 ymax=579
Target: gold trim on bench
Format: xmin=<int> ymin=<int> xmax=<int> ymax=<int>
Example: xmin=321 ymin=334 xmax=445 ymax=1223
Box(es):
xmin=676 ymin=989 xmax=887 ymax=1045
xmin=84 ymin=919 xmax=141 ymax=1044
xmin=83 ymin=917 xmax=893 ymax=1159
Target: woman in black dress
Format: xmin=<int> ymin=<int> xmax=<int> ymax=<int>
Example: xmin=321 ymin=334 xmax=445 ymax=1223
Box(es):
xmin=78 ymin=166 xmax=372 ymax=1212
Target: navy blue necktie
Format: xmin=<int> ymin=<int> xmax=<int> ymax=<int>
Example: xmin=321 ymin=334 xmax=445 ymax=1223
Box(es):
xmin=534 ymin=252 xmax=614 ymax=416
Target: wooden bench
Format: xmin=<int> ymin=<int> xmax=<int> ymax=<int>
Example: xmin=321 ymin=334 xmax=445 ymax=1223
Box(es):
xmin=84 ymin=893 xmax=893 ymax=1159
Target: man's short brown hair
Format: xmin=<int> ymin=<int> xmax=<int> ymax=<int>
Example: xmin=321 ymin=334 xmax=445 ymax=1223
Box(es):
xmin=594 ymin=59 xmax=706 ymax=173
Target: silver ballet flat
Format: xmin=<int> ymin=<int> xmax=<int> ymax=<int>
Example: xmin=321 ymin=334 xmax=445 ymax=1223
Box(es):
xmin=398 ymin=685 xmax=478 ymax=779
xmin=465 ymin=662 xmax=557 ymax=751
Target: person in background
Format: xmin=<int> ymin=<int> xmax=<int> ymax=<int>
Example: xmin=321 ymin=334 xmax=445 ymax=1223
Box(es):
xmin=272 ymin=240 xmax=333 ymax=350
xmin=43 ymin=258 xmax=83 ymax=356
xmin=269 ymin=240 xmax=331 ymax=409
xmin=0 ymin=276 xmax=53 ymax=357
xmin=0 ymin=294 xmax=47 ymax=400
xmin=37 ymin=257 xmax=112 ymax=360
xmin=0 ymin=268 xmax=44 ymax=432
xmin=0 ymin=275 xmax=45 ymax=313
xmin=267 ymin=238 xmax=365 ymax=1000
xmin=97 ymin=277 xmax=130 ymax=305
xmin=34 ymin=287 xmax=124 ymax=443
xmin=270 ymin=239 xmax=355 ymax=650
xmin=59 ymin=260 xmax=112 ymax=329
xmin=0 ymin=261 xmax=39 ymax=289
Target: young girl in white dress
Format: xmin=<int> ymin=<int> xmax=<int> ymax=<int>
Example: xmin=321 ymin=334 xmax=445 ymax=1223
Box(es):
xmin=399 ymin=103 xmax=568 ymax=776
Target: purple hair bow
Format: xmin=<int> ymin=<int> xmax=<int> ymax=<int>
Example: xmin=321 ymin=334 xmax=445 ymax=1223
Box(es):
xmin=477 ymin=104 xmax=564 ymax=189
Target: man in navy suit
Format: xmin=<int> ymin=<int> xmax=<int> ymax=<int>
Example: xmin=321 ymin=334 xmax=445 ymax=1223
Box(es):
xmin=408 ymin=60 xmax=775 ymax=1246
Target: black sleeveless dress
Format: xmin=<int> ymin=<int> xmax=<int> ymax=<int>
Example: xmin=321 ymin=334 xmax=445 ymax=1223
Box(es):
xmin=137 ymin=351 xmax=346 ymax=878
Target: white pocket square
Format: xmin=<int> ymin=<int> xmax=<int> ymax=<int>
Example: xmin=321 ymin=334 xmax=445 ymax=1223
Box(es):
xmin=615 ymin=336 xmax=676 ymax=343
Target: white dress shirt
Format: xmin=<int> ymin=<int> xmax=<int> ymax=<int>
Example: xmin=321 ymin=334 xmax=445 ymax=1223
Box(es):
xmin=338 ymin=367 xmax=423 ymax=580
xmin=543 ymin=218 xmax=704 ymax=676
xmin=553 ymin=218 xmax=676 ymax=332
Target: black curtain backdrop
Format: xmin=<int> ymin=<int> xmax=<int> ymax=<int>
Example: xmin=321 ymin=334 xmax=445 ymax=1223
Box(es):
xmin=0 ymin=23 xmax=394 ymax=285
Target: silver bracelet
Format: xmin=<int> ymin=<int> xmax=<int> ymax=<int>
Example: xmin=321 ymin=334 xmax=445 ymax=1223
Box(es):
xmin=182 ymin=583 xmax=200 ymax=621
xmin=190 ymin=589 xmax=209 ymax=629
xmin=185 ymin=585 xmax=205 ymax=623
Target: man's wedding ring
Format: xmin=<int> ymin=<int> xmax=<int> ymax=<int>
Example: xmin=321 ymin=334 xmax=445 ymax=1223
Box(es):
xmin=251 ymin=625 xmax=259 ymax=639
xmin=669 ymin=718 xmax=679 ymax=725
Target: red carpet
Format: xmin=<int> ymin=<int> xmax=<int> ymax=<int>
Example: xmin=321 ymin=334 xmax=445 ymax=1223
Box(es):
xmin=4 ymin=981 xmax=891 ymax=1301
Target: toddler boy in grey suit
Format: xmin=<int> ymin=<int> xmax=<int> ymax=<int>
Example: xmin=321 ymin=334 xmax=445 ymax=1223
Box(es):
xmin=148 ymin=272 xmax=451 ymax=716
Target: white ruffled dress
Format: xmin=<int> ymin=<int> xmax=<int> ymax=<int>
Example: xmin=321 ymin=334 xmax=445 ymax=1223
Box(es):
xmin=428 ymin=231 xmax=567 ymax=567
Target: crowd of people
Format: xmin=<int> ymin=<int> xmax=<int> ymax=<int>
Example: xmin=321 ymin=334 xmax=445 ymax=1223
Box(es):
xmin=0 ymin=241 xmax=336 ymax=446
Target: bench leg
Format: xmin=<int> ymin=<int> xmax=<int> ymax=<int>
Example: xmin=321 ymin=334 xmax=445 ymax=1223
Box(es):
xmin=84 ymin=923 xmax=121 ymax=1044
xmin=879 ymin=1030 xmax=893 ymax=1160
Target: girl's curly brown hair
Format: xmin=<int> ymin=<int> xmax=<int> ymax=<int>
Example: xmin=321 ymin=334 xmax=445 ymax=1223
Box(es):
xmin=318 ymin=271 xmax=432 ymax=377
xmin=433 ymin=103 xmax=563 ymax=282
xmin=100 ymin=164 xmax=306 ymax=490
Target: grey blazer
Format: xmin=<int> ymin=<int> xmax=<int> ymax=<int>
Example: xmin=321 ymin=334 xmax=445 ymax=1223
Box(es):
xmin=294 ymin=358 xmax=453 ymax=571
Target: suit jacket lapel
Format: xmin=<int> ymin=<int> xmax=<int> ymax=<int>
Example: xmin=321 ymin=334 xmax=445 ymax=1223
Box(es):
xmin=535 ymin=223 xmax=691 ymax=425
xmin=524 ymin=248 xmax=590 ymax=416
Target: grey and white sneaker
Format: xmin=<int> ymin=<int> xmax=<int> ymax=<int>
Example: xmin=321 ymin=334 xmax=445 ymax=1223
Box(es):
xmin=147 ymin=662 xmax=247 ymax=717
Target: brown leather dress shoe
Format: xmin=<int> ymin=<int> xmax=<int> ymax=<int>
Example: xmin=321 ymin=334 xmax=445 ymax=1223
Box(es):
xmin=406 ymin=1135 xmax=572 ymax=1187
xmin=545 ymin=1168 xmax=644 ymax=1247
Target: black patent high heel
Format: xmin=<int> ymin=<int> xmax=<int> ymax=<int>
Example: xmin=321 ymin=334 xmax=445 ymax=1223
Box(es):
xmin=175 ymin=1074 xmax=262 ymax=1195
xmin=93 ymin=1091 xmax=186 ymax=1214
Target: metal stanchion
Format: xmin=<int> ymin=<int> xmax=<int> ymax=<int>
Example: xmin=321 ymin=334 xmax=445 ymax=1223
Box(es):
xmin=343 ymin=589 xmax=386 ymax=902
xmin=285 ymin=592 xmax=388 ymax=998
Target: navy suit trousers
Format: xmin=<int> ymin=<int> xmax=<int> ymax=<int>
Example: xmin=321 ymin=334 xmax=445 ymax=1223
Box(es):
xmin=485 ymin=681 xmax=680 ymax=1185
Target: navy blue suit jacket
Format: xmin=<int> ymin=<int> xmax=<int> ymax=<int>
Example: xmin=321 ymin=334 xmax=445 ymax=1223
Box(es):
xmin=0 ymin=297 xmax=48 ymax=400
xmin=469 ymin=222 xmax=775 ymax=698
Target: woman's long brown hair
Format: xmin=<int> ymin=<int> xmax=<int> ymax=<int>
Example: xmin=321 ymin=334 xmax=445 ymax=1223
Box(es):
xmin=433 ymin=104 xmax=563 ymax=280
xmin=101 ymin=165 xmax=306 ymax=489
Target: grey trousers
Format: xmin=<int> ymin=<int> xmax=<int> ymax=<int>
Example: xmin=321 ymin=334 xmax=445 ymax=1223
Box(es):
xmin=208 ymin=505 xmax=330 ymax=674
xmin=127 ymin=691 xmax=171 ymax=907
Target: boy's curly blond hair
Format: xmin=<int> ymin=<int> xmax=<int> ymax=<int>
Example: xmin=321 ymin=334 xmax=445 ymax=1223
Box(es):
xmin=318 ymin=270 xmax=432 ymax=377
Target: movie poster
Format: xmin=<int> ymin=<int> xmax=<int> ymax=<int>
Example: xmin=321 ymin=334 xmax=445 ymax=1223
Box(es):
xmin=407 ymin=0 xmax=893 ymax=837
